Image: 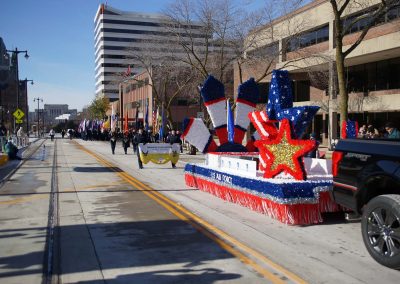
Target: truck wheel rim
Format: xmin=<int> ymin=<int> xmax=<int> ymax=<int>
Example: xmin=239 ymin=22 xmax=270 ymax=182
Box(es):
xmin=367 ymin=208 xmax=400 ymax=258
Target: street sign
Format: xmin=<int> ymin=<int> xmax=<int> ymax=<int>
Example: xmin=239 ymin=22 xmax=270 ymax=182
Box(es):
xmin=13 ymin=108 xmax=25 ymax=120
xmin=16 ymin=119 xmax=23 ymax=124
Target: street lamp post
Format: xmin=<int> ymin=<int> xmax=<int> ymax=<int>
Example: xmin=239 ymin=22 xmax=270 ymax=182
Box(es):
xmin=33 ymin=97 xmax=43 ymax=138
xmin=6 ymin=48 xmax=29 ymax=133
xmin=21 ymin=78 xmax=33 ymax=136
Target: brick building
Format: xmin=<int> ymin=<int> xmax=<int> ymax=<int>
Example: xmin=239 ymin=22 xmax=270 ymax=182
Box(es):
xmin=119 ymin=70 xmax=200 ymax=131
xmin=236 ymin=0 xmax=400 ymax=145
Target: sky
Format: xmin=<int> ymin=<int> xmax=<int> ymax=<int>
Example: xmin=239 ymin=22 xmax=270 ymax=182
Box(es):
xmin=0 ymin=0 xmax=267 ymax=111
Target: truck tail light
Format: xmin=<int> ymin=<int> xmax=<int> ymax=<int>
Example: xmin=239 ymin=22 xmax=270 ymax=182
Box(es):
xmin=332 ymin=151 xmax=344 ymax=177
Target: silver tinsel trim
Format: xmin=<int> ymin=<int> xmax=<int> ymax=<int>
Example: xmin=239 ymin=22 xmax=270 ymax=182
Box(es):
xmin=185 ymin=171 xmax=331 ymax=205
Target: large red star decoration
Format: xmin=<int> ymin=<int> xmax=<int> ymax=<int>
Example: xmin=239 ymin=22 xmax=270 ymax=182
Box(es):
xmin=254 ymin=119 xmax=316 ymax=180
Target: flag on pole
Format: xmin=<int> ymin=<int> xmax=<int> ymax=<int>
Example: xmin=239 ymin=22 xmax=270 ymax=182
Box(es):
xmin=152 ymin=106 xmax=158 ymax=133
xmin=135 ymin=107 xmax=139 ymax=129
xmin=227 ymin=99 xmax=235 ymax=143
xmin=159 ymin=106 xmax=165 ymax=141
xmin=111 ymin=104 xmax=117 ymax=131
xmin=144 ymin=100 xmax=149 ymax=132
xmin=124 ymin=112 xmax=128 ymax=132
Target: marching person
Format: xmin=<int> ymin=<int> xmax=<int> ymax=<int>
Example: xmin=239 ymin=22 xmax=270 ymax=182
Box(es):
xmin=61 ymin=129 xmax=66 ymax=139
xmin=134 ymin=128 xmax=148 ymax=169
xmin=131 ymin=129 xmax=138 ymax=153
xmin=110 ymin=131 xmax=118 ymax=155
xmin=68 ymin=129 xmax=73 ymax=140
xmin=49 ymin=129 xmax=55 ymax=141
xmin=122 ymin=131 xmax=130 ymax=155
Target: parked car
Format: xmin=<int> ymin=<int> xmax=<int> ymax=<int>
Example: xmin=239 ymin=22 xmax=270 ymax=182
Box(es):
xmin=331 ymin=138 xmax=400 ymax=269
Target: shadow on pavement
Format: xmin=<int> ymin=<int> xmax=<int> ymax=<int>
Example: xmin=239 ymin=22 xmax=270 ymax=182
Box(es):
xmin=73 ymin=166 xmax=122 ymax=173
xmin=0 ymin=220 xmax=243 ymax=282
xmin=79 ymin=268 xmax=241 ymax=284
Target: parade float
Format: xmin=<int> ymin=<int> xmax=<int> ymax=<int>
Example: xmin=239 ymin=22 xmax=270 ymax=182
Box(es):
xmin=182 ymin=70 xmax=342 ymax=225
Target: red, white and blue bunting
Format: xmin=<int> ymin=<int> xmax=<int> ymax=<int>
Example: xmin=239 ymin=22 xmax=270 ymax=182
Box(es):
xmin=184 ymin=163 xmax=338 ymax=225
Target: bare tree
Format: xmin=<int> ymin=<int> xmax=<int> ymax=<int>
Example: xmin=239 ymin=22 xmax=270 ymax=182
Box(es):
xmin=329 ymin=0 xmax=400 ymax=131
xmin=122 ymin=39 xmax=200 ymax=128
xmin=163 ymin=0 xmax=246 ymax=87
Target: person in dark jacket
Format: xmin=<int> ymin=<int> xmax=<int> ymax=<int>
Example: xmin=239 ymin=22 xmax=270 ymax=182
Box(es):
xmin=166 ymin=130 xmax=181 ymax=168
xmin=135 ymin=128 xmax=148 ymax=169
xmin=5 ymin=138 xmax=21 ymax=160
xmin=131 ymin=129 xmax=138 ymax=153
xmin=110 ymin=131 xmax=118 ymax=155
xmin=122 ymin=131 xmax=130 ymax=154
xmin=385 ymin=122 xmax=400 ymax=139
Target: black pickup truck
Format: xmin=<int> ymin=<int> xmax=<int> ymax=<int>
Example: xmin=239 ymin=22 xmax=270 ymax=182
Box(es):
xmin=331 ymin=138 xmax=400 ymax=269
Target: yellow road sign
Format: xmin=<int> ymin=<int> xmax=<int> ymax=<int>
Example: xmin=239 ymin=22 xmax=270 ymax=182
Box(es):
xmin=16 ymin=119 xmax=23 ymax=124
xmin=13 ymin=108 xmax=25 ymax=119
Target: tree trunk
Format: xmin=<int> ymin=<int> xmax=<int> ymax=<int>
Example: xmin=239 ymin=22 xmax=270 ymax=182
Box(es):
xmin=335 ymin=35 xmax=348 ymax=138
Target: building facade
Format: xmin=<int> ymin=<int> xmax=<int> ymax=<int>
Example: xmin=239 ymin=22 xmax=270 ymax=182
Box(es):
xmin=119 ymin=71 xmax=199 ymax=131
xmin=94 ymin=4 xmax=204 ymax=101
xmin=0 ymin=37 xmax=29 ymax=134
xmin=29 ymin=104 xmax=77 ymax=130
xmin=237 ymin=0 xmax=400 ymax=145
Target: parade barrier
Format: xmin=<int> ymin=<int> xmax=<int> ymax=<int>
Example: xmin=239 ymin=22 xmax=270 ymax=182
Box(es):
xmin=138 ymin=143 xmax=180 ymax=165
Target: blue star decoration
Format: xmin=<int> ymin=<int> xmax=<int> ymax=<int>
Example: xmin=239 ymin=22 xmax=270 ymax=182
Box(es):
xmin=266 ymin=70 xmax=320 ymax=138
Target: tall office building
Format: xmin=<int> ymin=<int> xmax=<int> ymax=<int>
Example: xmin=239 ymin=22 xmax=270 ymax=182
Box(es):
xmin=94 ymin=4 xmax=204 ymax=101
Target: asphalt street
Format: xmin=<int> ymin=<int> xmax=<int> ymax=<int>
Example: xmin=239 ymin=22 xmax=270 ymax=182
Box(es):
xmin=0 ymin=137 xmax=399 ymax=283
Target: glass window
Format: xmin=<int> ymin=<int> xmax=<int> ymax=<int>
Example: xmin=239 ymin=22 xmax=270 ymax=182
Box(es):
xmin=294 ymin=81 xmax=310 ymax=102
xmin=285 ymin=24 xmax=329 ymax=52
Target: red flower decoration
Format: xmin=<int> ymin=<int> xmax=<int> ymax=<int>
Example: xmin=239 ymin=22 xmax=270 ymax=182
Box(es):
xmin=254 ymin=119 xmax=316 ymax=180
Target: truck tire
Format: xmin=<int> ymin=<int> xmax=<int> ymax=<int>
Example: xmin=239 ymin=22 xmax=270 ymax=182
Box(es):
xmin=361 ymin=194 xmax=400 ymax=269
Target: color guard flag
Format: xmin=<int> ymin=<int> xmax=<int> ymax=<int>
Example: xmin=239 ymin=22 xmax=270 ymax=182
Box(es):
xmin=145 ymin=100 xmax=149 ymax=131
xmin=111 ymin=104 xmax=117 ymax=131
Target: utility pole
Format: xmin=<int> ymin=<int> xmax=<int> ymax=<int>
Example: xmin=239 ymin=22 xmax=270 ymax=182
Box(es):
xmin=33 ymin=97 xmax=43 ymax=137
xmin=6 ymin=48 xmax=29 ymax=133
xmin=21 ymin=78 xmax=33 ymax=136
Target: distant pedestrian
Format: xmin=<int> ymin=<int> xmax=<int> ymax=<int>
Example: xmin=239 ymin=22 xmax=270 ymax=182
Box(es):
xmin=68 ymin=129 xmax=74 ymax=140
xmin=131 ymin=130 xmax=138 ymax=153
xmin=110 ymin=131 xmax=118 ymax=155
xmin=306 ymin=133 xmax=320 ymax=158
xmin=5 ymin=138 xmax=21 ymax=160
xmin=385 ymin=122 xmax=400 ymax=139
xmin=366 ymin=124 xmax=379 ymax=139
xmin=166 ymin=130 xmax=181 ymax=168
xmin=122 ymin=131 xmax=130 ymax=155
xmin=176 ymin=130 xmax=183 ymax=153
xmin=17 ymin=126 xmax=24 ymax=146
xmin=61 ymin=129 xmax=66 ymax=139
xmin=0 ymin=122 xmax=7 ymax=137
xmin=49 ymin=129 xmax=55 ymax=141
xmin=134 ymin=128 xmax=148 ymax=169
xmin=358 ymin=124 xmax=367 ymax=138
